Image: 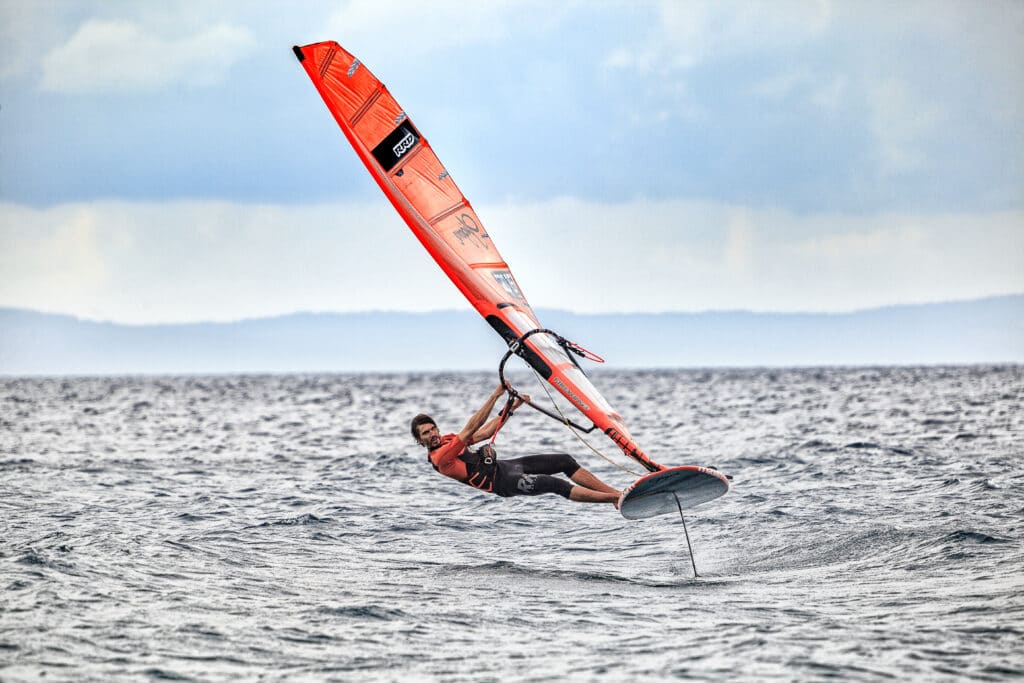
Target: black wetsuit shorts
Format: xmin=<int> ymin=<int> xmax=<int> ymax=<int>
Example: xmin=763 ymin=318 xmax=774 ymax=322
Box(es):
xmin=493 ymin=453 xmax=581 ymax=499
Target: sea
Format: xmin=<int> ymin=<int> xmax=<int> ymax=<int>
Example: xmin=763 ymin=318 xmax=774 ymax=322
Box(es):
xmin=1 ymin=366 xmax=1022 ymax=681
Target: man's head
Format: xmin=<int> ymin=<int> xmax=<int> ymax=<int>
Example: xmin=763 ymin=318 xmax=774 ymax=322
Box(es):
xmin=410 ymin=414 xmax=440 ymax=448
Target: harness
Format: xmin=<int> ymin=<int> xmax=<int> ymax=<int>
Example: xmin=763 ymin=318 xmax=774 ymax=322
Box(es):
xmin=461 ymin=443 xmax=499 ymax=492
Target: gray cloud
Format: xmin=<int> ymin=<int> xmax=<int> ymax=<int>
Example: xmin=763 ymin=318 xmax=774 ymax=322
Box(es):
xmin=40 ymin=19 xmax=256 ymax=93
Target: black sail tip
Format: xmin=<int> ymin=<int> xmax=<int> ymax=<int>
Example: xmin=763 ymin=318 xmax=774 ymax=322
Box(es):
xmin=292 ymin=45 xmax=306 ymax=62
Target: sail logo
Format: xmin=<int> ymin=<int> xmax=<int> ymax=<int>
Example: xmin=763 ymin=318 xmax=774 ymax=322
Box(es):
xmin=453 ymin=213 xmax=490 ymax=249
xmin=393 ymin=131 xmax=416 ymax=158
xmin=552 ymin=377 xmax=590 ymax=412
xmin=371 ymin=123 xmax=422 ymax=171
xmin=492 ymin=271 xmax=524 ymax=300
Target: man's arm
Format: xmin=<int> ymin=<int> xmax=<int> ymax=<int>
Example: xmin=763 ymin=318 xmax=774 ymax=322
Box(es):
xmin=470 ymin=394 xmax=529 ymax=444
xmin=456 ymin=385 xmax=507 ymax=446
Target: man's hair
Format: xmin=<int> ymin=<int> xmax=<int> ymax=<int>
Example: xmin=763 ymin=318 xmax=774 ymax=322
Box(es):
xmin=410 ymin=414 xmax=436 ymax=442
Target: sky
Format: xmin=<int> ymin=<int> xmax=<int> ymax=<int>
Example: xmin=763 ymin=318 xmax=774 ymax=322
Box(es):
xmin=1 ymin=0 xmax=1022 ymax=324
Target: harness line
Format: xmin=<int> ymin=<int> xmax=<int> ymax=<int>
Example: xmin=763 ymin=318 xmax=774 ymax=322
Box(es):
xmin=489 ymin=394 xmax=517 ymax=445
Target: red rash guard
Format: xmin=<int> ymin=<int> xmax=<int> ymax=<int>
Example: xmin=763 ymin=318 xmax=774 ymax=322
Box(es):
xmin=427 ymin=433 xmax=496 ymax=492
xmin=428 ymin=434 xmax=469 ymax=480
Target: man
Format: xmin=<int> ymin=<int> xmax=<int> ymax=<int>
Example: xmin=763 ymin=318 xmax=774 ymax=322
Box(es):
xmin=411 ymin=384 xmax=621 ymax=505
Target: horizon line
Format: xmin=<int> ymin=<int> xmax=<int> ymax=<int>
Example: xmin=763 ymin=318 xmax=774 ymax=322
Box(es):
xmin=2 ymin=292 xmax=1021 ymax=328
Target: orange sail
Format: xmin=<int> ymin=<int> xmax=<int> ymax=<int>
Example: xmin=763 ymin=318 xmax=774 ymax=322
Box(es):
xmin=294 ymin=41 xmax=662 ymax=473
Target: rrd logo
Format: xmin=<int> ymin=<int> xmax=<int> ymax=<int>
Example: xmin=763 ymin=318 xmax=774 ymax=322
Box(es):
xmin=393 ymin=131 xmax=416 ymax=158
xmin=371 ymin=122 xmax=421 ymax=171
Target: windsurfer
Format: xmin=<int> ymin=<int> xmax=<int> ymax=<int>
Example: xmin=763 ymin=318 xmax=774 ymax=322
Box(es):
xmin=412 ymin=385 xmax=621 ymax=505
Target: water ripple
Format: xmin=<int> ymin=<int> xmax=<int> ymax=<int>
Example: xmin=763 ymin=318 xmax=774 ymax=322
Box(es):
xmin=1 ymin=367 xmax=1022 ymax=681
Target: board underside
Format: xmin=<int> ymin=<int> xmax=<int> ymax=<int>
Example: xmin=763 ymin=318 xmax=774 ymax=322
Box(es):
xmin=619 ymin=466 xmax=730 ymax=520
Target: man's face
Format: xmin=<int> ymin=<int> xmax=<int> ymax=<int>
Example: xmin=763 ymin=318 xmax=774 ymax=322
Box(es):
xmin=416 ymin=422 xmax=441 ymax=448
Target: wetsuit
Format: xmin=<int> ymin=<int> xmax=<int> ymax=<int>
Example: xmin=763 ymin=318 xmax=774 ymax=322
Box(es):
xmin=428 ymin=433 xmax=580 ymax=498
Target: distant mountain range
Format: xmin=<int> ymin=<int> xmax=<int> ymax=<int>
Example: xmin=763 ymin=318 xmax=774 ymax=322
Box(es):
xmin=1 ymin=295 xmax=1021 ymax=375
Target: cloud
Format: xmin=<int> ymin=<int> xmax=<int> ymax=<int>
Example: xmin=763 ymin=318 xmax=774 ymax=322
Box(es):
xmin=657 ymin=0 xmax=833 ymax=67
xmin=606 ymin=0 xmax=833 ymax=74
xmin=0 ymin=204 xmax=111 ymax=319
xmin=4 ymin=1 xmax=1020 ymax=216
xmin=865 ymin=77 xmax=944 ymax=178
xmin=2 ymin=199 xmax=1020 ymax=323
xmin=0 ymin=200 xmax=464 ymax=323
xmin=0 ymin=2 xmax=66 ymax=81
xmin=489 ymin=199 xmax=1024 ymax=313
xmin=322 ymin=0 xmax=574 ymax=59
xmin=602 ymin=0 xmax=1022 ymax=192
xmin=40 ymin=18 xmax=256 ymax=93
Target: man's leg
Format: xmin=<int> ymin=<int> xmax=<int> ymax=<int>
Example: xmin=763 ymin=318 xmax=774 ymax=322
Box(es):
xmin=510 ymin=454 xmax=621 ymax=495
xmin=501 ymin=455 xmax=621 ymax=505
xmin=568 ymin=486 xmax=619 ymax=504
xmin=569 ymin=467 xmax=620 ymax=495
